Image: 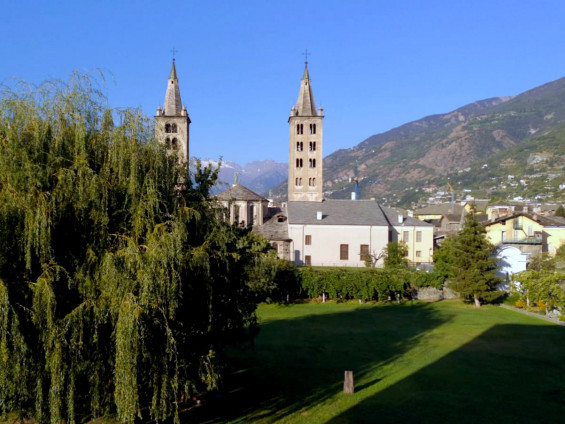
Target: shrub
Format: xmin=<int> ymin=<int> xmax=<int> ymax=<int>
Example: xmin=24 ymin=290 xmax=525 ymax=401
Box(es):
xmin=515 ymin=299 xmax=527 ymax=309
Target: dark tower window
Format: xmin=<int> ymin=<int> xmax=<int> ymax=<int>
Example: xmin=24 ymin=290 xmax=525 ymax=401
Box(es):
xmin=309 ymin=141 xmax=316 ymax=151
xmin=296 ymin=158 xmax=303 ymax=168
xmin=171 ymin=123 xmax=177 ymax=133
xmin=309 ymin=124 xmax=316 ymax=134
xmin=172 ymin=138 xmax=178 ymax=150
xmin=165 ymin=137 xmax=171 ymax=149
xmin=309 ymin=158 xmax=316 ymax=168
xmin=165 ymin=123 xmax=171 ymax=133
xmin=296 ymin=124 xmax=304 ymax=135
xmin=296 ymin=141 xmax=303 ymax=151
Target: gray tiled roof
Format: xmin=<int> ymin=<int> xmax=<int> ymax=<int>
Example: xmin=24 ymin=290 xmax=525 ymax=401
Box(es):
xmin=287 ymin=200 xmax=390 ymax=226
xmin=253 ymin=210 xmax=290 ymax=241
xmin=215 ymin=183 xmax=267 ymax=202
xmin=379 ymin=205 xmax=434 ymax=227
xmin=414 ymin=204 xmax=464 ymax=216
xmin=484 ymin=212 xmax=565 ymax=228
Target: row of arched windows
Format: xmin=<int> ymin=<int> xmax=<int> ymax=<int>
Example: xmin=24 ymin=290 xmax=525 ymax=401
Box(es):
xmin=295 ymin=158 xmax=317 ymax=168
xmin=165 ymin=137 xmax=179 ymax=150
xmin=296 ymin=141 xmax=317 ymax=151
xmin=165 ymin=123 xmax=178 ymax=133
xmin=295 ymin=177 xmax=317 ymax=187
xmin=295 ymin=123 xmax=317 ymax=135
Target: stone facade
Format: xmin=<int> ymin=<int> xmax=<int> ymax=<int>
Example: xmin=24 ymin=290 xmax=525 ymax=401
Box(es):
xmin=155 ymin=60 xmax=191 ymax=165
xmin=288 ymin=63 xmax=324 ymax=202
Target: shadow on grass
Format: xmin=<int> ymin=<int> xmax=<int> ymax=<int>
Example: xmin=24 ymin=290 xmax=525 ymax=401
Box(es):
xmin=327 ymin=323 xmax=565 ymax=424
xmin=185 ymin=303 xmax=453 ymax=423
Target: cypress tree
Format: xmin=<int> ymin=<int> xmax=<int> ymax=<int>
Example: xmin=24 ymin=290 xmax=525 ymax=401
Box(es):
xmin=555 ymin=204 xmax=565 ymax=218
xmin=447 ymin=206 xmax=502 ymax=307
xmin=0 ymin=73 xmax=268 ymax=423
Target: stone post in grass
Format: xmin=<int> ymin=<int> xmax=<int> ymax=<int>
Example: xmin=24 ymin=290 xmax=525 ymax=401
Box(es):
xmin=343 ymin=371 xmax=354 ymax=394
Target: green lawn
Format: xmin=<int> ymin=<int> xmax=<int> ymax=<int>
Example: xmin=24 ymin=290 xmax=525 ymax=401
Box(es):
xmin=191 ymin=301 xmax=565 ymax=424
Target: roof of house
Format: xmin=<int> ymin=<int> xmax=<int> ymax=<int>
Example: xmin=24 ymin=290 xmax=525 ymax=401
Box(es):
xmin=287 ymin=200 xmax=432 ymax=227
xmin=413 ymin=204 xmax=464 ymax=216
xmin=484 ymin=212 xmax=565 ymax=228
xmin=379 ymin=205 xmax=433 ymax=227
xmin=215 ymin=183 xmax=267 ymax=202
xmin=253 ymin=210 xmax=290 ymax=241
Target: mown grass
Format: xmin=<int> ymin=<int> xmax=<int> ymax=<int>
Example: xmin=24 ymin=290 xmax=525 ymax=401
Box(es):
xmin=190 ymin=301 xmax=565 ymax=424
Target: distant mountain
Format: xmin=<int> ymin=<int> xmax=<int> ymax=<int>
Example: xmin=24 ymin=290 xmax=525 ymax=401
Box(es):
xmin=273 ymin=76 xmax=565 ymax=206
xmin=197 ymin=159 xmax=287 ymax=196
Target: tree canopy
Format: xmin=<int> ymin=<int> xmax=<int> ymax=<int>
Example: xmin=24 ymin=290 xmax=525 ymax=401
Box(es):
xmin=0 ymin=73 xmax=271 ymax=423
xmin=444 ymin=207 xmax=502 ymax=307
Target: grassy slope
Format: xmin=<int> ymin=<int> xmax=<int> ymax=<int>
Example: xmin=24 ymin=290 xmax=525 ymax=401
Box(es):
xmin=193 ymin=301 xmax=565 ymax=424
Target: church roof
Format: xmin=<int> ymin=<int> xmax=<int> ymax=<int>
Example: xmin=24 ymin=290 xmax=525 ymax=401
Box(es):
xmin=163 ymin=59 xmax=183 ymax=116
xmin=253 ymin=210 xmax=290 ymax=241
xmin=215 ymin=183 xmax=268 ymax=202
xmin=295 ymin=62 xmax=318 ymax=116
xmin=288 ymin=200 xmax=389 ymax=226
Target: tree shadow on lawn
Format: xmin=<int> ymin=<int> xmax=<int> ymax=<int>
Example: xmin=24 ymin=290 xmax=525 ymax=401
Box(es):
xmin=327 ymin=323 xmax=565 ymax=424
xmin=187 ymin=303 xmax=453 ymax=423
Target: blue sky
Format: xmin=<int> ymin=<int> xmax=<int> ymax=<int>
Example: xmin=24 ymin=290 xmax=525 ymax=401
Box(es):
xmin=2 ymin=1 xmax=565 ymax=164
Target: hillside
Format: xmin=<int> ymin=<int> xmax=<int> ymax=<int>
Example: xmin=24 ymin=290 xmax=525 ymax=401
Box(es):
xmin=271 ymin=76 xmax=565 ymax=206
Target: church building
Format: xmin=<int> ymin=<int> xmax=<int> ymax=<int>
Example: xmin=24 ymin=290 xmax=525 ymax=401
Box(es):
xmin=155 ymin=59 xmax=191 ymax=165
xmin=165 ymin=58 xmax=434 ymax=267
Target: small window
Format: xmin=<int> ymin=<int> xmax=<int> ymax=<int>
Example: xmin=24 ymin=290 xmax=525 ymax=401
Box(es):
xmin=295 ymin=177 xmax=300 ymax=186
xmin=309 ymin=123 xmax=316 ymax=134
xmin=165 ymin=123 xmax=171 ymax=133
xmin=309 ymin=158 xmax=316 ymax=168
xmin=309 ymin=141 xmax=316 ymax=151
xmin=296 ymin=124 xmax=303 ymax=135
xmin=305 ymin=255 xmax=312 ymax=266
xmin=171 ymin=138 xmax=178 ymax=150
xmin=296 ymin=158 xmax=303 ymax=168
xmin=340 ymin=244 xmax=349 ymax=260
xmin=272 ymin=242 xmax=278 ymax=251
xmin=416 ymin=231 xmax=422 ymax=242
xmin=416 ymin=250 xmax=422 ymax=258
xmin=171 ymin=123 xmax=177 ymax=133
xmin=296 ymin=141 xmax=303 ymax=151
xmin=305 ymin=235 xmax=312 ymax=245
xmin=403 ymin=231 xmax=409 ymax=243
xmin=165 ymin=137 xmax=171 ymax=149
xmin=360 ymin=244 xmax=369 ymax=261
xmin=502 ymin=231 xmax=506 ymax=242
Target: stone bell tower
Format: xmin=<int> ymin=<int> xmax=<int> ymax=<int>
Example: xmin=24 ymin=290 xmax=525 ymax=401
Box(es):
xmin=155 ymin=59 xmax=191 ymax=165
xmin=288 ymin=60 xmax=324 ymax=202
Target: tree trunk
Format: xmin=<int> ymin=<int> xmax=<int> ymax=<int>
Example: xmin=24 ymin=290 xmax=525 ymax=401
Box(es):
xmin=343 ymin=371 xmax=354 ymax=394
xmin=474 ymin=294 xmax=481 ymax=308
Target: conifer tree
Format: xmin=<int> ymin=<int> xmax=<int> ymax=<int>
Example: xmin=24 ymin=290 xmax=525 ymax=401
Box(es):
xmin=0 ymin=73 xmax=270 ymax=423
xmin=447 ymin=206 xmax=502 ymax=307
xmin=555 ymin=204 xmax=565 ymax=218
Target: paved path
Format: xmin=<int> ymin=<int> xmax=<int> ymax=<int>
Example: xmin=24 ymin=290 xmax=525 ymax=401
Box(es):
xmin=499 ymin=304 xmax=565 ymax=326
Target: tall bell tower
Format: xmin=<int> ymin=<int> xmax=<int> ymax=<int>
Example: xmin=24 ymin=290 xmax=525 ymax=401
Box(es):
xmin=288 ymin=60 xmax=324 ymax=202
xmin=155 ymin=59 xmax=191 ymax=165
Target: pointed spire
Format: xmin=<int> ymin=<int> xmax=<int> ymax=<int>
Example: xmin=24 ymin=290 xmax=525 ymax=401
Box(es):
xmin=302 ymin=61 xmax=310 ymax=81
xmin=169 ymin=59 xmax=178 ymax=80
xmin=295 ymin=61 xmax=317 ymax=116
xmin=163 ymin=59 xmax=182 ymax=116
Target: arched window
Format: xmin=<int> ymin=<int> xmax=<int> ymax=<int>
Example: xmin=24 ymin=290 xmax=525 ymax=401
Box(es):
xmin=296 ymin=141 xmax=303 ymax=151
xmin=296 ymin=124 xmax=303 ymax=135
xmin=296 ymin=158 xmax=303 ymax=168
xmin=172 ymin=138 xmax=178 ymax=150
xmin=171 ymin=123 xmax=178 ymax=133
xmin=309 ymin=158 xmax=316 ymax=168
xmin=165 ymin=137 xmax=171 ymax=149
xmin=312 ymin=159 xmax=316 ymax=168
xmin=295 ymin=177 xmax=300 ymax=186
xmin=312 ymin=178 xmax=316 ymax=186
xmin=309 ymin=141 xmax=316 ymax=151
xmin=165 ymin=123 xmax=171 ymax=133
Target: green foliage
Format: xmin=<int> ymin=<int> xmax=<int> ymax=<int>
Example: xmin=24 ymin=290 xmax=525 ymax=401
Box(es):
xmin=0 ymin=74 xmax=270 ymax=423
xmin=299 ymin=267 xmax=413 ymax=302
xmin=444 ymin=208 xmax=503 ymax=306
xmin=555 ymin=205 xmax=565 ymax=218
xmin=515 ymin=269 xmax=565 ymax=312
xmin=384 ymin=241 xmax=408 ymax=268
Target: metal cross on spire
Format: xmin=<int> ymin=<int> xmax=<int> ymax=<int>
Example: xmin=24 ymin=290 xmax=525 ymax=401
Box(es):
xmin=170 ymin=47 xmax=178 ymax=60
xmin=302 ymin=48 xmax=311 ymax=64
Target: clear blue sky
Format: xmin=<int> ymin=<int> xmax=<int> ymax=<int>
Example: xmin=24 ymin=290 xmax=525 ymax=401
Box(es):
xmin=2 ymin=1 xmax=565 ymax=164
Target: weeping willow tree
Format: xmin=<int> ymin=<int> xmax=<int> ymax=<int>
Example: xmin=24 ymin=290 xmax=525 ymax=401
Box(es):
xmin=0 ymin=73 xmax=270 ymax=423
